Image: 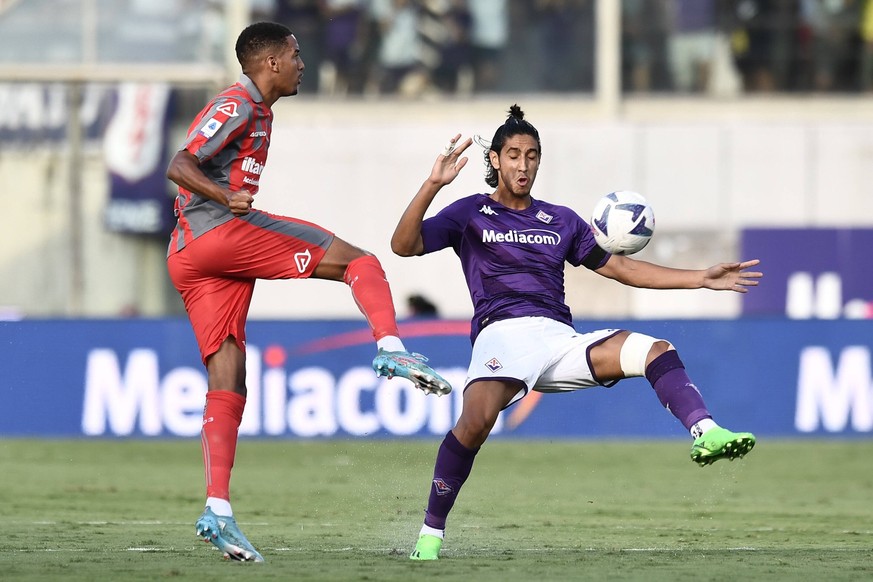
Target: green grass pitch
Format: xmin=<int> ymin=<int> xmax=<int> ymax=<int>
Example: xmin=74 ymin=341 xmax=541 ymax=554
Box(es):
xmin=1 ymin=438 xmax=872 ymax=581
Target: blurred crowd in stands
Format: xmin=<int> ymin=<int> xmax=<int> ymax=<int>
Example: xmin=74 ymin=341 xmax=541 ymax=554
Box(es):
xmin=623 ymin=0 xmax=873 ymax=94
xmin=249 ymin=0 xmax=873 ymax=96
xmin=2 ymin=0 xmax=869 ymax=96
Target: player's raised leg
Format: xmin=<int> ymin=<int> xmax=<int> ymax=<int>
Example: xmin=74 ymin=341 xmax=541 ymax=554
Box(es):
xmin=316 ymin=238 xmax=452 ymax=396
xmin=601 ymin=331 xmax=756 ymax=466
xmin=643 ymin=345 xmax=756 ymax=465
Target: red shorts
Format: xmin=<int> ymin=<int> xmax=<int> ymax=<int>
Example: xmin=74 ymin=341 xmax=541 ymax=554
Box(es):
xmin=167 ymin=210 xmax=334 ymax=363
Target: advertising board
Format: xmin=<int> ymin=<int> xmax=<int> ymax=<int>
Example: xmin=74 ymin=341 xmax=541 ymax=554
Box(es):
xmin=1 ymin=318 xmax=871 ymax=439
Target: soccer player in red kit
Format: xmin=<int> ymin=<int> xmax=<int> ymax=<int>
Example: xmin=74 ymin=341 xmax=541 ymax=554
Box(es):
xmin=166 ymin=21 xmax=451 ymax=563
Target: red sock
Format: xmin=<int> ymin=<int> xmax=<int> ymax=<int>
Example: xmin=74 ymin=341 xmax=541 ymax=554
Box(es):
xmin=201 ymin=390 xmax=246 ymax=500
xmin=344 ymin=255 xmax=400 ymax=341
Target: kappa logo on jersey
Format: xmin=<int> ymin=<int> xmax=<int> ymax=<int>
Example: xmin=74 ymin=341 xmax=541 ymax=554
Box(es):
xmin=241 ymin=156 xmax=264 ymax=175
xmin=216 ymin=101 xmax=239 ymax=117
xmin=294 ymin=249 xmax=312 ymax=273
xmin=433 ymin=478 xmax=453 ymax=496
xmin=199 ymin=117 xmax=222 ymax=138
xmin=479 ymin=204 xmax=498 ymax=216
xmin=536 ymin=210 xmax=553 ymax=224
xmin=485 ymin=357 xmax=503 ymax=372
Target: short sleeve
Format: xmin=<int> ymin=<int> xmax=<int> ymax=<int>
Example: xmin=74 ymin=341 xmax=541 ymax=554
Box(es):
xmin=182 ymin=97 xmax=251 ymax=162
xmin=420 ymin=197 xmax=471 ymax=255
xmin=566 ymin=211 xmax=610 ymax=270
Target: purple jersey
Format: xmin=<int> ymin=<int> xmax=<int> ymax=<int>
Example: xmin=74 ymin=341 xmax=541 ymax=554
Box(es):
xmin=421 ymin=193 xmax=610 ymax=342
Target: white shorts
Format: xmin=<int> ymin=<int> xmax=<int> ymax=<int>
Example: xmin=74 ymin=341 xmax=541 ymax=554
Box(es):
xmin=466 ymin=317 xmax=623 ymax=408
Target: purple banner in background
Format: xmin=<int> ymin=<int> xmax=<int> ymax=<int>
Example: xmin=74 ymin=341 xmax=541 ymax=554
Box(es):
xmin=741 ymin=228 xmax=873 ymax=319
xmin=0 ymin=82 xmax=174 ymax=234
xmin=103 ymin=83 xmax=175 ymax=235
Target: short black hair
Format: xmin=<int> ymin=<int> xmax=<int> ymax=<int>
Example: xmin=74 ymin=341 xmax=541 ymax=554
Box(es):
xmin=484 ymin=104 xmax=542 ymax=188
xmin=235 ymin=21 xmax=293 ymax=68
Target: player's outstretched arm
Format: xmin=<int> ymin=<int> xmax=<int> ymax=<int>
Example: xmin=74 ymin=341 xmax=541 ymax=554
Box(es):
xmin=167 ymin=150 xmax=254 ymax=216
xmin=595 ymin=255 xmax=762 ymax=292
xmin=391 ymin=134 xmax=472 ymax=257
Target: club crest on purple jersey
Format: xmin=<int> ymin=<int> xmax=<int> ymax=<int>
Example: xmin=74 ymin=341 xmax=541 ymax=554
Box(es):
xmin=433 ymin=478 xmax=453 ymax=496
xmin=485 ymin=357 xmax=503 ymax=372
xmin=536 ymin=210 xmax=553 ymax=223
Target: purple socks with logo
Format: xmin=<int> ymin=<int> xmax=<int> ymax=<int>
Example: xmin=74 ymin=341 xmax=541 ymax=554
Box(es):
xmin=419 ymin=351 xmax=706 ymax=531
xmin=423 ymin=430 xmax=479 ymax=530
xmin=645 ymin=350 xmax=711 ymax=430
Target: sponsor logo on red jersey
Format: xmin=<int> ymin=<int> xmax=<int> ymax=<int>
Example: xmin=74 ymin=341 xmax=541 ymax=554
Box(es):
xmin=241 ymin=156 xmax=264 ymax=175
xmin=216 ymin=101 xmax=239 ymax=117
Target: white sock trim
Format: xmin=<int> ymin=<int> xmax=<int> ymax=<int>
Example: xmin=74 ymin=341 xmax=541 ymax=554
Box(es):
xmin=206 ymin=497 xmax=233 ymax=517
xmin=377 ymin=335 xmax=405 ymax=353
xmin=419 ymin=524 xmax=444 ymax=539
xmin=690 ymin=418 xmax=719 ymax=439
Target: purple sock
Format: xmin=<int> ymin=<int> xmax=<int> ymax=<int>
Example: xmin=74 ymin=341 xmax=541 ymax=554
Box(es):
xmin=645 ymin=351 xmax=711 ymax=430
xmin=423 ymin=430 xmax=479 ymax=530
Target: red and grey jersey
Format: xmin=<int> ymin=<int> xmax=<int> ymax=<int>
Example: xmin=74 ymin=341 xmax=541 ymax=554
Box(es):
xmin=168 ymin=75 xmax=273 ymax=255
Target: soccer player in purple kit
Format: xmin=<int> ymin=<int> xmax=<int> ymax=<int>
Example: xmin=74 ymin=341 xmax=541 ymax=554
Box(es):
xmin=166 ymin=22 xmax=452 ymax=562
xmin=392 ymin=105 xmax=762 ymax=560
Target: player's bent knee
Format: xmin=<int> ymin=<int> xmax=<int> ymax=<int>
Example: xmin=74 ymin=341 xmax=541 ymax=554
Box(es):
xmin=619 ymin=333 xmax=673 ymax=377
xmin=454 ymin=417 xmax=496 ymax=448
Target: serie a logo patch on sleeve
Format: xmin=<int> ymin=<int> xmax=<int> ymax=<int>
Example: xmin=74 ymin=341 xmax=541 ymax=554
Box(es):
xmin=199 ymin=117 xmax=223 ymax=138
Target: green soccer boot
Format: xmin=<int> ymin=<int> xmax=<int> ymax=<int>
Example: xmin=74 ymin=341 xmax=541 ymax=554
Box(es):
xmin=690 ymin=427 xmax=756 ymax=467
xmin=410 ymin=534 xmax=443 ymax=560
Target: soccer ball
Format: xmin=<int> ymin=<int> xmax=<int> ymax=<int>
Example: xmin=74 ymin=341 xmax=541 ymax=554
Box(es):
xmin=590 ymin=191 xmax=655 ymax=255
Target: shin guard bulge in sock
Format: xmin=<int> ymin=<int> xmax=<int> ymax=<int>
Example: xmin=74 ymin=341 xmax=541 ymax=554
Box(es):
xmin=201 ymin=390 xmax=246 ymax=500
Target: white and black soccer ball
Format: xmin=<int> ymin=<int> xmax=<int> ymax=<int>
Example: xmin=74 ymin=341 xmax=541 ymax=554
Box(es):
xmin=590 ymin=191 xmax=655 ymax=255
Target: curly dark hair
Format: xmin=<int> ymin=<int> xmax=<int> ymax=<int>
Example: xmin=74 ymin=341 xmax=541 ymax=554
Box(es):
xmin=483 ymin=104 xmax=542 ymax=188
xmin=235 ymin=22 xmax=293 ymax=69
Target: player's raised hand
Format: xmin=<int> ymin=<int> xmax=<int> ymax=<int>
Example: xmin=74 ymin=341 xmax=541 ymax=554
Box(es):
xmin=703 ymin=259 xmax=763 ymax=293
xmin=226 ymin=189 xmax=254 ymax=216
xmin=429 ymin=134 xmax=473 ymax=186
